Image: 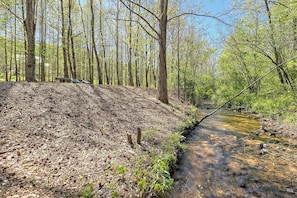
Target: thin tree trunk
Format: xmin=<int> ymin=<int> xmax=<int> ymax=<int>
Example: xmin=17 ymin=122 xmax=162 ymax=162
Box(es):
xmin=292 ymin=0 xmax=297 ymax=51
xmin=9 ymin=23 xmax=13 ymax=81
xmin=4 ymin=20 xmax=8 ymax=81
xmin=56 ymin=3 xmax=60 ymax=79
xmin=90 ymin=0 xmax=102 ymax=84
xmin=127 ymin=1 xmax=134 ymax=86
xmin=99 ymin=0 xmax=109 ymax=85
xmin=68 ymin=0 xmax=76 ymax=79
xmin=116 ymin=0 xmax=122 ymax=85
xmin=177 ymin=16 xmax=181 ymax=99
xmin=60 ymin=0 xmax=69 ymax=78
xmin=145 ymin=44 xmax=149 ymax=87
xmin=79 ymin=0 xmax=92 ymax=83
xmin=14 ymin=0 xmax=18 ymax=81
xmin=134 ymin=32 xmax=140 ymax=87
xmin=40 ymin=0 xmax=46 ymax=82
xmin=21 ymin=0 xmax=27 ymax=81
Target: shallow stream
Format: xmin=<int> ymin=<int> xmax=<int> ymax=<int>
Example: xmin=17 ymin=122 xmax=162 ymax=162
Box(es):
xmin=169 ymin=109 xmax=297 ymax=198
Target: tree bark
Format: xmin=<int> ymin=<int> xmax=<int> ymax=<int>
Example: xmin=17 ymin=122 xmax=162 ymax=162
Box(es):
xmin=116 ymin=0 xmax=122 ymax=85
xmin=68 ymin=0 xmax=77 ymax=79
xmin=14 ymin=0 xmax=18 ymax=81
xmin=4 ymin=20 xmax=8 ymax=81
xmin=39 ymin=0 xmax=46 ymax=82
xmin=25 ymin=0 xmax=36 ymax=82
xmin=157 ymin=0 xmax=168 ymax=104
xmin=90 ymin=0 xmax=102 ymax=84
xmin=60 ymin=0 xmax=69 ymax=79
xmin=177 ymin=16 xmax=180 ymax=99
xmin=99 ymin=0 xmax=109 ymax=85
xmin=128 ymin=1 xmax=134 ymax=86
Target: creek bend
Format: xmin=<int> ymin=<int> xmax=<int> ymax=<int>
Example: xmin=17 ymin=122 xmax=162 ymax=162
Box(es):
xmin=168 ymin=109 xmax=297 ymax=198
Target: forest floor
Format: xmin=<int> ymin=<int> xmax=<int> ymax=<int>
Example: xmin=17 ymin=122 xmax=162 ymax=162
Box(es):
xmin=0 ymin=82 xmax=190 ymax=198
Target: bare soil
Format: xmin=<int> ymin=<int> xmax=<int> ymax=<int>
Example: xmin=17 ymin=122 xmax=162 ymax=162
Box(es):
xmin=0 ymin=82 xmax=189 ymax=197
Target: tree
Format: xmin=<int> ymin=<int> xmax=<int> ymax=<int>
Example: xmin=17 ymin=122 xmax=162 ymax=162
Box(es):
xmin=158 ymin=0 xmax=168 ymax=103
xmin=90 ymin=0 xmax=102 ymax=84
xmin=99 ymin=0 xmax=109 ymax=84
xmin=24 ymin=0 xmax=36 ymax=82
xmin=116 ymin=0 xmax=122 ymax=85
xmin=263 ymin=0 xmax=293 ymax=89
xmin=60 ymin=0 xmax=69 ymax=79
xmin=67 ymin=0 xmax=77 ymax=79
xmin=39 ymin=0 xmax=46 ymax=82
xmin=127 ymin=0 xmax=134 ymax=86
xmin=119 ymin=0 xmax=169 ymax=103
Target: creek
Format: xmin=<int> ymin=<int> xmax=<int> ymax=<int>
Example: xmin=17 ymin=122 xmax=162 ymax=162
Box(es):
xmin=168 ymin=108 xmax=297 ymax=198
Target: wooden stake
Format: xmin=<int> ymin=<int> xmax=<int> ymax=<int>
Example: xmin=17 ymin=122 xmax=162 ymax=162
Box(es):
xmin=137 ymin=128 xmax=141 ymax=144
xmin=127 ymin=134 xmax=133 ymax=146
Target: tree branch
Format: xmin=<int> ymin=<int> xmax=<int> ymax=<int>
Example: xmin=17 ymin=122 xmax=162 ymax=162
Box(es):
xmin=244 ymin=38 xmax=277 ymax=65
xmin=168 ymin=12 xmax=231 ymax=26
xmin=117 ymin=18 xmax=158 ymax=41
xmin=0 ymin=1 xmax=23 ymax=22
xmin=119 ymin=0 xmax=160 ymax=37
xmin=120 ymin=0 xmax=160 ymax=21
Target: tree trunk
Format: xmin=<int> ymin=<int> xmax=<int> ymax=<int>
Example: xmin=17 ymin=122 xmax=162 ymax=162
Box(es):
xmin=115 ymin=1 xmax=122 ymax=85
xmin=21 ymin=0 xmax=27 ymax=81
xmin=99 ymin=0 xmax=109 ymax=85
xmin=25 ymin=0 xmax=36 ymax=82
xmin=10 ymin=23 xmax=13 ymax=81
xmin=56 ymin=3 xmax=60 ymax=79
xmin=145 ymin=44 xmax=149 ymax=87
xmin=134 ymin=33 xmax=140 ymax=87
xmin=128 ymin=1 xmax=134 ymax=86
xmin=177 ymin=16 xmax=181 ymax=99
xmin=14 ymin=0 xmax=18 ymax=81
xmin=90 ymin=0 xmax=102 ymax=84
xmin=60 ymin=0 xmax=69 ymax=79
xmin=39 ymin=0 xmax=46 ymax=82
xmin=4 ymin=20 xmax=8 ymax=81
xmin=157 ymin=0 xmax=168 ymax=104
xmin=68 ymin=0 xmax=76 ymax=79
xmin=264 ymin=0 xmax=293 ymax=89
xmin=293 ymin=17 xmax=297 ymax=51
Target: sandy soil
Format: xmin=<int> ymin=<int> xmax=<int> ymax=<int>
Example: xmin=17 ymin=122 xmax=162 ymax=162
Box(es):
xmin=0 ymin=82 xmax=189 ymax=197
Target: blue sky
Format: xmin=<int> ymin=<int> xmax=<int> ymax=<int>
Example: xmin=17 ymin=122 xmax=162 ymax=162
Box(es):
xmin=202 ymin=0 xmax=231 ymax=14
xmin=199 ymin=0 xmax=234 ymax=44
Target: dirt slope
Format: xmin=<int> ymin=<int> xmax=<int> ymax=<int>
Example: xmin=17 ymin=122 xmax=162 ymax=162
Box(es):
xmin=0 ymin=82 xmax=189 ymax=197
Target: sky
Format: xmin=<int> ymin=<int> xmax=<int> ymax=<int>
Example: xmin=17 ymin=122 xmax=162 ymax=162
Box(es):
xmin=199 ymin=0 xmax=234 ymax=45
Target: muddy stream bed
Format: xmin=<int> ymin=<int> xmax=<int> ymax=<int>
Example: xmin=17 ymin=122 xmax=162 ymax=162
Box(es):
xmin=169 ymin=109 xmax=297 ymax=198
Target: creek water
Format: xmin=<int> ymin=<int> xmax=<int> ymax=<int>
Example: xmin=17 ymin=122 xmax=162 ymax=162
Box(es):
xmin=168 ymin=109 xmax=297 ymax=198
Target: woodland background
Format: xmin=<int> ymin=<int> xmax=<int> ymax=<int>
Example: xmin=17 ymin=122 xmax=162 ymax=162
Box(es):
xmin=0 ymin=0 xmax=296 ymax=123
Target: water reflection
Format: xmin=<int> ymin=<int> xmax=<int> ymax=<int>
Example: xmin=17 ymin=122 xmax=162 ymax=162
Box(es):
xmin=168 ymin=110 xmax=297 ymax=198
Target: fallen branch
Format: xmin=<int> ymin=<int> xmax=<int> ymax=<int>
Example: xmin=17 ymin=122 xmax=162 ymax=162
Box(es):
xmin=195 ymin=56 xmax=297 ymax=126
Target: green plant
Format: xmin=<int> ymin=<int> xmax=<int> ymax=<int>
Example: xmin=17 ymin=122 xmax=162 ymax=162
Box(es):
xmin=116 ymin=165 xmax=127 ymax=175
xmin=150 ymin=154 xmax=174 ymax=194
xmin=29 ymin=178 xmax=36 ymax=186
xmin=81 ymin=183 xmax=94 ymax=198
xmin=137 ymin=177 xmax=147 ymax=193
xmin=109 ymin=182 xmax=119 ymax=198
xmin=142 ymin=128 xmax=158 ymax=142
xmin=111 ymin=191 xmax=119 ymax=198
